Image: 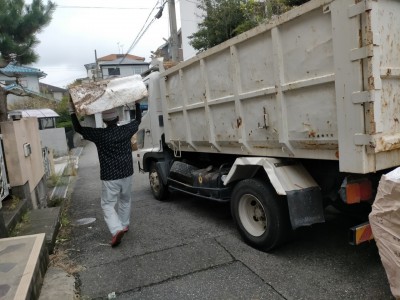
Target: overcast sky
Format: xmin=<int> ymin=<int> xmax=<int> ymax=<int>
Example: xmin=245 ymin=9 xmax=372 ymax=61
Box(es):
xmin=30 ymin=0 xmax=181 ymax=88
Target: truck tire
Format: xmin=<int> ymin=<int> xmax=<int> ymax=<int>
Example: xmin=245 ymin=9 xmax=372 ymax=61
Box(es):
xmin=231 ymin=178 xmax=290 ymax=252
xmin=149 ymin=162 xmax=169 ymax=201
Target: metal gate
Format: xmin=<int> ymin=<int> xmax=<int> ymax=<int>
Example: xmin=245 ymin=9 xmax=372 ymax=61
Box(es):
xmin=42 ymin=147 xmax=51 ymax=178
xmin=0 ymin=136 xmax=10 ymax=208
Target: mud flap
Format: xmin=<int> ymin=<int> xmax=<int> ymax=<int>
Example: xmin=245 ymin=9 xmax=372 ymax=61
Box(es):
xmin=286 ymin=187 xmax=325 ymax=229
xmin=156 ymin=160 xmax=171 ymax=186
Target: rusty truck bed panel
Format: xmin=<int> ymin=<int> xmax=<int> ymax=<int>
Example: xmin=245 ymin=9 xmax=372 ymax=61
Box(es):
xmin=160 ymin=0 xmax=400 ymax=174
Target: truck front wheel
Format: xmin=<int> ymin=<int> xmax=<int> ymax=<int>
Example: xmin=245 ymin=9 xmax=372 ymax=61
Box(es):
xmin=149 ymin=162 xmax=169 ymax=201
xmin=231 ymin=179 xmax=290 ymax=251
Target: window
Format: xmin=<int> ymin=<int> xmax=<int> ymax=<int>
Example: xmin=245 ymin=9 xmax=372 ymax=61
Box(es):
xmin=39 ymin=118 xmax=55 ymax=130
xmin=108 ymin=67 xmax=120 ymax=76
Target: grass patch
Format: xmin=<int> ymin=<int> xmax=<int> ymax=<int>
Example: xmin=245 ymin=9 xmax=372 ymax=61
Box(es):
xmin=56 ymin=214 xmax=71 ymax=243
xmin=47 ymin=174 xmax=71 ymax=189
xmin=49 ymin=248 xmax=85 ymax=275
xmin=63 ymin=158 xmax=78 ymax=177
xmin=9 ymin=211 xmax=30 ymax=236
xmin=58 ymin=176 xmax=70 ymax=186
xmin=47 ymin=173 xmax=61 ymax=188
xmin=50 ymin=194 xmax=84 ymax=276
xmin=60 ymin=204 xmax=71 ymax=228
xmin=4 ymin=195 xmax=21 ymax=211
xmin=48 ymin=196 xmax=64 ymax=208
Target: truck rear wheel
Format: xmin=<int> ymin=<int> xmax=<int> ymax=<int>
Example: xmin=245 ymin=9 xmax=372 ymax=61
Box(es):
xmin=231 ymin=178 xmax=290 ymax=251
xmin=149 ymin=162 xmax=169 ymax=201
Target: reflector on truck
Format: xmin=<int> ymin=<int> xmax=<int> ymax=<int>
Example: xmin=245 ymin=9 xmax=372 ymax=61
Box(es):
xmin=349 ymin=222 xmax=373 ymax=246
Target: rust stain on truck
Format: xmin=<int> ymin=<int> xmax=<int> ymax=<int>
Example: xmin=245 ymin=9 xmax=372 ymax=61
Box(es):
xmin=376 ymin=135 xmax=400 ymax=152
xmin=236 ymin=117 xmax=242 ymax=128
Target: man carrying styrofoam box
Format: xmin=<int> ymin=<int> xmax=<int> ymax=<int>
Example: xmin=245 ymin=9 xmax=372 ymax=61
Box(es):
xmin=68 ymin=75 xmax=146 ymax=247
xmin=69 ymin=74 xmax=148 ymax=116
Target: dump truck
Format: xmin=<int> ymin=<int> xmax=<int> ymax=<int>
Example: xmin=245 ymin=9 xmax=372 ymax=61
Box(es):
xmin=135 ymin=0 xmax=400 ymax=251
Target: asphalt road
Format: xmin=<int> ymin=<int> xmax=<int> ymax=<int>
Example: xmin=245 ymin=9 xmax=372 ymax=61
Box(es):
xmin=66 ymin=141 xmax=394 ymax=300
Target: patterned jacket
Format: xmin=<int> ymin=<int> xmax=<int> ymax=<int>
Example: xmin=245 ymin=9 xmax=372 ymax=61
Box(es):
xmin=71 ymin=113 xmax=140 ymax=181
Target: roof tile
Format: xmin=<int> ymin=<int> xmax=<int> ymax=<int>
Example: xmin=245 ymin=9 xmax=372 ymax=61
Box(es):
xmin=0 ymin=63 xmax=46 ymax=77
xmin=98 ymin=54 xmax=145 ymax=62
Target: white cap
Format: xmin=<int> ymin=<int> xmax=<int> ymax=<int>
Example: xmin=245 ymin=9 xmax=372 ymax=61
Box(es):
xmin=102 ymin=108 xmax=118 ymax=121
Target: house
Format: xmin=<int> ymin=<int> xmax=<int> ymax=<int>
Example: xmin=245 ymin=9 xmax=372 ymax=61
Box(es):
xmin=84 ymin=54 xmax=150 ymax=81
xmin=152 ymin=29 xmax=183 ymax=63
xmin=8 ymin=108 xmax=59 ymax=130
xmin=0 ymin=63 xmax=47 ymax=104
xmin=151 ymin=0 xmax=201 ymax=63
xmin=8 ymin=108 xmax=69 ymax=157
xmin=179 ymin=1 xmax=202 ymax=60
xmin=39 ymin=83 xmax=67 ymax=102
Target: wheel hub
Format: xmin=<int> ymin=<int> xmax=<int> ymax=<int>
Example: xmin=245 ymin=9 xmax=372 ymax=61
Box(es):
xmin=252 ymin=201 xmax=264 ymax=221
xmin=238 ymin=194 xmax=267 ymax=237
xmin=150 ymin=171 xmax=160 ymax=192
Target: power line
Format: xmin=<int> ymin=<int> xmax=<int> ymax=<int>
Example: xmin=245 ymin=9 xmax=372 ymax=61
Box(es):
xmin=124 ymin=2 xmax=160 ymax=54
xmin=120 ymin=1 xmax=167 ymax=64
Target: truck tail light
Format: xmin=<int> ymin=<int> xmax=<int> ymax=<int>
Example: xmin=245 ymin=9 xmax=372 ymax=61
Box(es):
xmin=344 ymin=179 xmax=373 ymax=204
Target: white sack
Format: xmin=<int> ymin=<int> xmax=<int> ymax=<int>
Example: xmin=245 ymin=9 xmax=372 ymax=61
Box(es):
xmin=69 ymin=75 xmax=148 ymax=115
xmin=369 ymin=167 xmax=400 ymax=299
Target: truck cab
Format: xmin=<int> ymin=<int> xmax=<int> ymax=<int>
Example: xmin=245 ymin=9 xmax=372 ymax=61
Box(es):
xmin=135 ymin=65 xmax=174 ymax=200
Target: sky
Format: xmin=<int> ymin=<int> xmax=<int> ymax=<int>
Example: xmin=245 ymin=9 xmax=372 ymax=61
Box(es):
xmin=30 ymin=0 xmax=182 ymax=88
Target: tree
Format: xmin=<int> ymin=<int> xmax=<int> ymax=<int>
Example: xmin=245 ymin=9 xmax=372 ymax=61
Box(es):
xmin=235 ymin=0 xmax=267 ymax=35
xmin=189 ymin=0 xmax=248 ymax=52
xmin=189 ymin=0 xmax=309 ymax=52
xmin=0 ymin=0 xmax=55 ymax=122
xmin=55 ymin=94 xmax=74 ymax=128
xmin=0 ymin=0 xmax=55 ymax=64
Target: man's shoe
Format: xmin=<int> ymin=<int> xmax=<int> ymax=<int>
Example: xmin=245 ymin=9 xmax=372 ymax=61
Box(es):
xmin=111 ymin=230 xmax=124 ymax=247
xmin=123 ymin=226 xmax=129 ymax=233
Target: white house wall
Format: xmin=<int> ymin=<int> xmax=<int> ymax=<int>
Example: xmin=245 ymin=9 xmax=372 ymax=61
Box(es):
xmin=180 ymin=0 xmax=202 ymax=60
xmin=1 ymin=75 xmax=41 ymax=104
xmin=101 ymin=65 xmax=148 ymax=79
xmin=53 ymin=91 xmax=63 ymax=102
xmin=39 ymin=128 xmax=69 ymax=157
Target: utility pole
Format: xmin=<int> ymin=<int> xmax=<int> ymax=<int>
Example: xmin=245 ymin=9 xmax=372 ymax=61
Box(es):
xmin=168 ymin=0 xmax=179 ymax=62
xmin=94 ymin=49 xmax=101 ymax=81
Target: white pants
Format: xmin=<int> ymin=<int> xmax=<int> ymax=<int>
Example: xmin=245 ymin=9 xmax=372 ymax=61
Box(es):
xmin=101 ymin=175 xmax=132 ymax=236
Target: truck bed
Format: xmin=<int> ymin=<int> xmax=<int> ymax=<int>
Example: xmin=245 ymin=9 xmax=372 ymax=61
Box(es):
xmin=160 ymin=0 xmax=400 ymax=174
